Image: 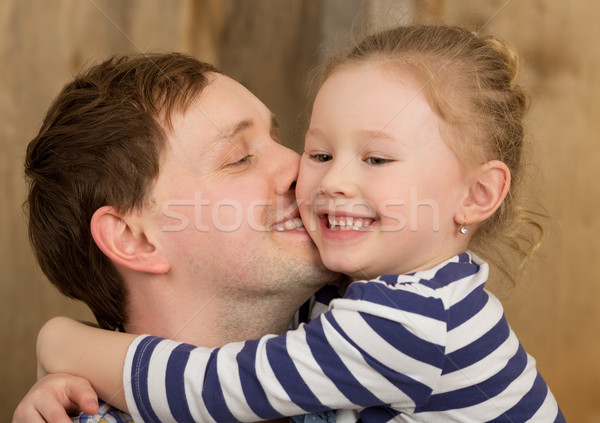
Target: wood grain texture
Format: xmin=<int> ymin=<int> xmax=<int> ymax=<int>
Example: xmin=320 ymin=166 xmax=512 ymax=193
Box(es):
xmin=2 ymin=1 xmax=597 ymax=421
xmin=0 ymin=0 xmax=219 ymax=417
xmin=417 ymin=1 xmax=600 ymax=421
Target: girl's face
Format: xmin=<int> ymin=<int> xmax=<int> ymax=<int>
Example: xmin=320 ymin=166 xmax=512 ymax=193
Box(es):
xmin=297 ymin=62 xmax=471 ymax=280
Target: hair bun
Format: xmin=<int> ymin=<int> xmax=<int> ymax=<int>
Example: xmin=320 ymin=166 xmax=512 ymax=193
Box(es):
xmin=484 ymin=37 xmax=520 ymax=86
xmin=484 ymin=36 xmax=528 ymax=114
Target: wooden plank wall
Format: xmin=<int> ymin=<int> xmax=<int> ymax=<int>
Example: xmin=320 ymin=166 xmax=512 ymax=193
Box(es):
xmin=415 ymin=2 xmax=600 ymax=422
xmin=2 ymin=1 xmax=598 ymax=421
xmin=1 ymin=0 xmax=222 ymax=417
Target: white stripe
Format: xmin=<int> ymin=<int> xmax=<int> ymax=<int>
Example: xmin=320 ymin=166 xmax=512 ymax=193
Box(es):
xmin=184 ymin=346 xmax=215 ymax=422
xmin=482 ymin=353 xmax=540 ymax=420
xmin=333 ymin=308 xmax=443 ymax=386
xmin=123 ymin=335 xmax=145 ymax=422
xmin=430 ymin=267 xmax=488 ymax=309
xmin=320 ymin=313 xmax=417 ymax=411
xmin=286 ymin=324 xmax=349 ymax=406
xmin=424 ymin=352 xmax=540 ymax=422
xmin=528 ymin=386 xmax=560 ymax=422
xmin=252 ymin=335 xmax=307 ymax=415
xmin=147 ymin=339 xmax=179 ymax=422
xmin=445 ymin=293 xmax=504 ymax=354
xmin=331 ymin=298 xmax=446 ymax=343
xmin=436 ymin=330 xmax=520 ymax=393
xmin=216 ymin=341 xmax=262 ymax=421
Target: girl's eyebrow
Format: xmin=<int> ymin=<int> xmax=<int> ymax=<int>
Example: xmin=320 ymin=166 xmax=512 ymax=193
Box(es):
xmin=306 ymin=127 xmax=406 ymax=147
xmin=305 ymin=127 xmax=325 ymax=139
xmin=356 ymin=129 xmax=404 ymax=145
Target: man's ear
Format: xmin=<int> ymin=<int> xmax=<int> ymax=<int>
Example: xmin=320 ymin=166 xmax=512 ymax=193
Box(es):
xmin=457 ymin=160 xmax=511 ymax=226
xmin=90 ymin=206 xmax=170 ymax=274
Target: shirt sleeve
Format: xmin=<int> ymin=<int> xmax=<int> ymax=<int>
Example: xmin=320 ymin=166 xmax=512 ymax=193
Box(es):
xmin=123 ymin=279 xmax=448 ymax=422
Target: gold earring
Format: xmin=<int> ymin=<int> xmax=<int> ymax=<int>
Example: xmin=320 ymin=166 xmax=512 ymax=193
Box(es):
xmin=459 ymin=218 xmax=468 ymax=234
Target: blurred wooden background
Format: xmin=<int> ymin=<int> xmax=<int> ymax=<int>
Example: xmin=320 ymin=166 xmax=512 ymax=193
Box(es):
xmin=2 ymin=1 xmax=599 ymax=421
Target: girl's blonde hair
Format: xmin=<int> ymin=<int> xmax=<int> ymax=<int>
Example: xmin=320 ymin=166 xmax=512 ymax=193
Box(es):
xmin=320 ymin=25 xmax=543 ymax=282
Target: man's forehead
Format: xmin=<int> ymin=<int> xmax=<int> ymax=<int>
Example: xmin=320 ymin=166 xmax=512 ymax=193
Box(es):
xmin=166 ymin=74 xmax=279 ymax=157
xmin=209 ymin=113 xmax=279 ymax=141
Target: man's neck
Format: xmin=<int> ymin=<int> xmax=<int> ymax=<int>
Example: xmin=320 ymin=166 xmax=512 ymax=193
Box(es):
xmin=123 ymin=277 xmax=306 ymax=347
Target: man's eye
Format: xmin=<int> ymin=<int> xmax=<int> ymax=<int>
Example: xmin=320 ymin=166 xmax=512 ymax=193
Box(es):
xmin=309 ymin=153 xmax=332 ymax=162
xmin=229 ymin=155 xmax=252 ymax=166
xmin=365 ymin=157 xmax=390 ymax=165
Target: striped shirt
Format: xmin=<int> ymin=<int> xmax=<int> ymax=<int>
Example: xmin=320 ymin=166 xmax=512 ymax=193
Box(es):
xmin=123 ymin=252 xmax=565 ymax=422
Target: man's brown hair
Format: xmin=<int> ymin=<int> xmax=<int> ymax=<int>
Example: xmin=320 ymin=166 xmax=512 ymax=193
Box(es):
xmin=25 ymin=53 xmax=220 ymax=329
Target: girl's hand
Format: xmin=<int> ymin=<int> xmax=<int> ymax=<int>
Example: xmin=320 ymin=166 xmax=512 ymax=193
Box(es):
xmin=12 ymin=373 xmax=99 ymax=423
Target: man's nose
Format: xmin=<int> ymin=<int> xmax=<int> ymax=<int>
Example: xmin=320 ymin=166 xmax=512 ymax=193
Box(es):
xmin=273 ymin=143 xmax=301 ymax=196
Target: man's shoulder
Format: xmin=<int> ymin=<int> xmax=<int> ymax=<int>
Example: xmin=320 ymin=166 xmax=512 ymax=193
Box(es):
xmin=71 ymin=400 xmax=134 ymax=423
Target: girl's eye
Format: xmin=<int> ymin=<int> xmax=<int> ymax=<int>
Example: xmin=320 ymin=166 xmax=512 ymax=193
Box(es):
xmin=309 ymin=153 xmax=333 ymax=162
xmin=365 ymin=157 xmax=390 ymax=166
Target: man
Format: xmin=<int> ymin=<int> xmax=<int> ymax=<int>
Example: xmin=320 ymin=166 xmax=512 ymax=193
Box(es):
xmin=15 ymin=52 xmax=336 ymax=421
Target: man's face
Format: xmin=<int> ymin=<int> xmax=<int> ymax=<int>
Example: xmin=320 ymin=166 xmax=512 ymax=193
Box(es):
xmin=146 ymin=73 xmax=334 ymax=300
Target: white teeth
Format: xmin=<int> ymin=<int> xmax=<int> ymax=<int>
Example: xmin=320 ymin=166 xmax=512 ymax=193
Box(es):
xmin=284 ymin=217 xmax=303 ymax=230
xmin=273 ymin=217 xmax=304 ymax=232
xmin=327 ymin=215 xmax=373 ymax=231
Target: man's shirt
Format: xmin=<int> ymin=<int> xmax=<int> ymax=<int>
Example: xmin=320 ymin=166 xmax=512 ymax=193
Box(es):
xmin=71 ymin=400 xmax=133 ymax=423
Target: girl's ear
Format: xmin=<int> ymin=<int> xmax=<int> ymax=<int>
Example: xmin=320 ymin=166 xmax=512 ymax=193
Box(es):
xmin=90 ymin=206 xmax=170 ymax=274
xmin=457 ymin=160 xmax=511 ymax=226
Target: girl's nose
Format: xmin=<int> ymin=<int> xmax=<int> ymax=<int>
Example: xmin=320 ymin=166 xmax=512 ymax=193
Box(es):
xmin=318 ymin=161 xmax=359 ymax=198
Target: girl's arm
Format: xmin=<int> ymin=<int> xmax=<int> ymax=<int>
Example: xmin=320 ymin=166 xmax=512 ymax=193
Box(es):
xmin=38 ymin=282 xmax=447 ymax=422
xmin=37 ymin=316 xmax=136 ymax=412
xmin=123 ymin=281 xmax=447 ymax=422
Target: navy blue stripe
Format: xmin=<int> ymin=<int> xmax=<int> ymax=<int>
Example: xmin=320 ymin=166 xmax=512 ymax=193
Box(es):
xmin=344 ymin=282 xmax=446 ymax=322
xmin=377 ymin=274 xmax=403 ymax=285
xmin=359 ymin=405 xmax=402 ymax=420
xmin=304 ymin=316 xmax=381 ymax=407
xmin=297 ymin=300 xmax=311 ymax=324
xmin=314 ymin=284 xmax=341 ymax=305
xmin=265 ymin=332 xmax=324 ymax=411
xmin=236 ymin=340 xmax=284 ymax=418
xmin=325 ymin=312 xmax=434 ymax=406
xmin=457 ymin=252 xmax=470 ymax=263
xmin=485 ymin=372 xmax=547 ymax=422
xmin=418 ymin=260 xmax=479 ymax=290
xmin=166 ymin=343 xmax=195 ymax=422
xmin=130 ymin=336 xmax=163 ymax=423
xmin=443 ymin=316 xmax=510 ymax=374
xmin=419 ymin=344 xmax=528 ymax=411
xmin=202 ymin=349 xmax=241 ymax=422
xmin=361 ymin=313 xmax=445 ymax=368
xmin=446 ymin=286 xmax=489 ymax=331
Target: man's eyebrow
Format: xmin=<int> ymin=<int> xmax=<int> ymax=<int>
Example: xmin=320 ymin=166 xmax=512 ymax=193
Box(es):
xmin=215 ymin=119 xmax=254 ymax=143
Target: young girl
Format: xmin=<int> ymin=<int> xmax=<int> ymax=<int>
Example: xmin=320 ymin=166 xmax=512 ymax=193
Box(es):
xmin=32 ymin=25 xmax=564 ymax=422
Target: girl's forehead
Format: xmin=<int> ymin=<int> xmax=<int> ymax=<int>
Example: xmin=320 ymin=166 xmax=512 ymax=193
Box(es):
xmin=315 ymin=63 xmax=434 ymax=123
